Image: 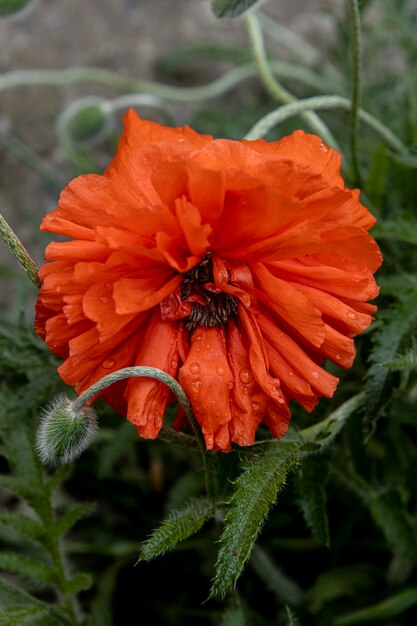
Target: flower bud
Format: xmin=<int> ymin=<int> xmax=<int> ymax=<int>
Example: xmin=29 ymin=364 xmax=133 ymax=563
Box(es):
xmin=36 ymin=394 xmax=98 ymax=465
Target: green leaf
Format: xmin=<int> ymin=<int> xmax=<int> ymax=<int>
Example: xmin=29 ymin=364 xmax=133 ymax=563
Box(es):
xmin=211 ymin=0 xmax=263 ymax=18
xmin=250 ymin=545 xmax=304 ymax=605
xmin=0 ymin=606 xmax=43 ymax=626
xmin=62 ymin=573 xmax=93 ymax=596
xmin=308 ymin=565 xmax=378 ymax=613
xmin=0 ymin=512 xmax=46 ymax=546
xmin=54 ymin=503 xmax=96 ymax=537
xmin=0 ymin=0 xmax=33 ymax=18
xmin=57 ymin=98 xmax=112 ymax=147
xmin=334 ymin=588 xmax=417 ymax=625
xmin=138 ymin=498 xmax=214 ymax=561
xmin=368 ymin=490 xmax=417 ymax=561
xmin=365 ymin=294 xmax=417 ymax=430
xmin=0 ymin=576 xmax=45 ymax=607
xmin=285 ymin=606 xmax=299 ymax=626
xmin=296 ymin=456 xmax=330 ymax=546
xmin=373 ymin=219 xmax=417 ymax=245
xmin=0 ymin=554 xmax=54 ymax=587
xmin=220 ymin=594 xmax=247 ymax=626
xmin=210 ymin=443 xmax=299 ymax=598
xmin=382 ymin=348 xmax=417 ymax=370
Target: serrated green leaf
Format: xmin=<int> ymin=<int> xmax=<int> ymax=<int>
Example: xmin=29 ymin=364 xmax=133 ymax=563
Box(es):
xmin=139 ymin=498 xmax=214 ymax=561
xmin=365 ymin=293 xmax=417 ymax=430
xmin=0 ymin=512 xmax=46 ymax=546
xmin=62 ymin=573 xmax=93 ymax=596
xmin=211 ymin=0 xmax=263 ymax=18
xmin=0 ymin=606 xmax=43 ymax=626
xmin=0 ymin=576 xmax=45 ymax=607
xmin=368 ymin=490 xmax=417 ymax=561
xmin=0 ymin=554 xmax=54 ymax=587
xmin=382 ymin=348 xmax=417 ymax=370
xmin=285 ymin=606 xmax=299 ymax=626
xmin=334 ymin=587 xmax=417 ymax=625
xmin=296 ymin=456 xmax=330 ymax=546
xmin=210 ymin=443 xmax=299 ymax=598
xmin=54 ymin=503 xmax=96 ymax=537
xmin=250 ymin=545 xmax=304 ymax=605
xmin=45 ymin=465 xmax=73 ymax=494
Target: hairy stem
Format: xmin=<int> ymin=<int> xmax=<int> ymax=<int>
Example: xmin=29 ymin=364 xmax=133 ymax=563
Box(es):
xmin=348 ymin=0 xmax=363 ymax=184
xmin=0 ymin=213 xmax=41 ymax=288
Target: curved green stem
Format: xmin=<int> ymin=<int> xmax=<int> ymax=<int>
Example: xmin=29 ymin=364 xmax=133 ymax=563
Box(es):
xmin=0 ymin=62 xmax=332 ymax=103
xmin=348 ymin=0 xmax=363 ymax=184
xmin=72 ymin=366 xmax=219 ymax=500
xmin=244 ymin=94 xmax=409 ymax=156
xmin=0 ymin=212 xmax=41 ymax=288
xmin=245 ymin=13 xmax=341 ymax=152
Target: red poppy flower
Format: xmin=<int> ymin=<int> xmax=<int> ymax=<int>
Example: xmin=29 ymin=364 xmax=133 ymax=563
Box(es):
xmin=35 ymin=110 xmax=382 ymax=451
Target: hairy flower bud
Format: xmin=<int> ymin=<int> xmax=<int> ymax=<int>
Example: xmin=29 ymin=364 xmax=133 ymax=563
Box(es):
xmin=36 ymin=394 xmax=98 ymax=465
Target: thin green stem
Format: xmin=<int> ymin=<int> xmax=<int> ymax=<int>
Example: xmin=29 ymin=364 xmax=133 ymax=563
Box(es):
xmin=348 ymin=0 xmax=363 ymax=185
xmin=72 ymin=366 xmax=219 ymax=500
xmin=245 ymin=13 xmax=341 ymax=152
xmin=0 ymin=213 xmax=41 ymax=288
xmin=0 ymin=61 xmax=337 ymax=103
xmin=244 ymin=94 xmax=409 ymax=156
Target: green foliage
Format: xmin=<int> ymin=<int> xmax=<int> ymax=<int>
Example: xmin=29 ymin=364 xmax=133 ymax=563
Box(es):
xmin=138 ymin=498 xmax=214 ymax=561
xmin=367 ymin=490 xmax=417 ymax=561
xmin=333 ymin=588 xmax=417 ymax=625
xmin=295 ymin=456 xmax=330 ymax=546
xmin=211 ymin=0 xmax=263 ymax=19
xmin=250 ymin=545 xmax=304 ymax=606
xmin=210 ymin=443 xmax=299 ymax=598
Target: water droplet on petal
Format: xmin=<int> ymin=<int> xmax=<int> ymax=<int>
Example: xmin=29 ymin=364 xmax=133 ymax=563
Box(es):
xmin=242 ymin=386 xmax=249 ymax=394
xmin=251 ymin=401 xmax=260 ymax=411
xmin=99 ymin=296 xmax=108 ymax=304
xmin=239 ymin=368 xmax=254 ymax=384
xmin=191 ymin=380 xmax=202 ymax=393
xmin=335 ymin=353 xmax=341 ymax=361
xmin=228 ymin=381 xmax=234 ymax=390
xmin=102 ymin=358 xmax=115 ymax=369
xmin=347 ymin=311 xmax=357 ymax=319
xmin=189 ymin=362 xmax=201 ymax=374
xmin=105 ymin=282 xmax=112 ymax=291
xmin=320 ymin=142 xmax=329 ymax=152
xmin=312 ymin=370 xmax=319 ymax=378
xmin=216 ymin=366 xmax=225 ymax=376
xmin=171 ymin=358 xmax=178 ymax=369
xmin=288 ymin=371 xmax=294 ymax=377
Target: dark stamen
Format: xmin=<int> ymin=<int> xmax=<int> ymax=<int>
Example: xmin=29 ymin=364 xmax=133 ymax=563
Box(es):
xmin=181 ymin=254 xmax=238 ymax=332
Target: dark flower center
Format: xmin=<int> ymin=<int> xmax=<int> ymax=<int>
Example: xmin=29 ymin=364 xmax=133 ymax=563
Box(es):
xmin=180 ymin=253 xmax=238 ymax=331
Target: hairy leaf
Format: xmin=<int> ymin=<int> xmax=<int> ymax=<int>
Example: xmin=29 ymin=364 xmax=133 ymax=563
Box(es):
xmin=138 ymin=498 xmax=214 ymax=561
xmin=220 ymin=594 xmax=247 ymax=626
xmin=0 ymin=554 xmax=54 ymax=587
xmin=210 ymin=443 xmax=299 ymax=598
xmin=54 ymin=503 xmax=96 ymax=537
xmin=0 ymin=512 xmax=46 ymax=546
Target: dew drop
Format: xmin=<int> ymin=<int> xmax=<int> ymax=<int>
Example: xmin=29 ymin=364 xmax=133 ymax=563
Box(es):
xmin=216 ymin=366 xmax=225 ymax=376
xmin=239 ymin=368 xmax=254 ymax=384
xmin=189 ymin=362 xmax=201 ymax=375
xmin=319 ymin=142 xmax=329 ymax=152
xmin=178 ymin=137 xmax=185 ymax=144
xmin=228 ymin=381 xmax=234 ymax=390
xmin=191 ymin=380 xmax=202 ymax=393
xmin=288 ymin=371 xmax=294 ymax=377
xmin=311 ymin=370 xmax=319 ymax=378
xmin=347 ymin=311 xmax=357 ymax=320
xmin=171 ymin=358 xmax=178 ymax=369
xmin=242 ymin=386 xmax=249 ymax=394
xmin=251 ymin=401 xmax=260 ymax=411
xmin=99 ymin=296 xmax=108 ymax=304
xmin=105 ymin=282 xmax=112 ymax=291
xmin=335 ymin=353 xmax=341 ymax=361
xmin=102 ymin=358 xmax=115 ymax=369
xmin=205 ymin=344 xmax=211 ymax=350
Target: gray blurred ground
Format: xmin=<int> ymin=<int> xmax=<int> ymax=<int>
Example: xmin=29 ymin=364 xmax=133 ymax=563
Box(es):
xmin=0 ymin=0 xmax=342 ymax=302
